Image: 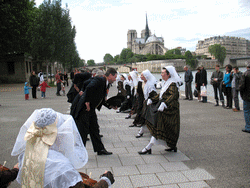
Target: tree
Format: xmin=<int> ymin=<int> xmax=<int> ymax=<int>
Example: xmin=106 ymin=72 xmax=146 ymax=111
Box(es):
xmin=103 ymin=53 xmax=113 ymax=64
xmin=120 ymin=48 xmax=134 ymax=62
xmin=87 ymin=59 xmax=95 ymax=66
xmin=166 ymin=48 xmax=181 ymax=55
xmin=209 ymin=44 xmax=226 ymax=66
xmin=0 ymin=0 xmax=36 ymax=56
xmin=185 ymin=50 xmax=196 ymax=68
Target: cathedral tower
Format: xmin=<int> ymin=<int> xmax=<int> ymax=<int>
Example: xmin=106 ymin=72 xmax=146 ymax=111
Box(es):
xmin=127 ymin=30 xmax=137 ymax=49
xmin=144 ymin=13 xmax=150 ymax=42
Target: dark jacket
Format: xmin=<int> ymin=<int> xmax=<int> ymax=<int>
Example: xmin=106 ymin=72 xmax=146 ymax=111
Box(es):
xmin=29 ymin=75 xmax=39 ymax=87
xmin=239 ymin=69 xmax=250 ymax=102
xmin=184 ymin=69 xmax=193 ymax=83
xmin=200 ymin=69 xmax=207 ymax=86
xmin=0 ymin=168 xmax=19 ymax=188
xmin=211 ymin=70 xmax=224 ymax=85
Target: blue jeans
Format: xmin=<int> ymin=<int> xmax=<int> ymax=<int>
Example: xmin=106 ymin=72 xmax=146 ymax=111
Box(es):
xmin=41 ymin=92 xmax=45 ymax=98
xmin=243 ymin=100 xmax=250 ymax=131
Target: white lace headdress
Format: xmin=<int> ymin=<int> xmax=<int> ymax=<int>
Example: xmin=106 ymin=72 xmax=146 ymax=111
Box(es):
xmin=159 ymin=66 xmax=181 ymax=99
xmin=11 ymin=108 xmax=88 ymax=188
xmin=142 ymin=69 xmax=157 ymax=100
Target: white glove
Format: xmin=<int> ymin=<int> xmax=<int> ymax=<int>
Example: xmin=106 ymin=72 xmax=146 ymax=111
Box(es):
xmin=158 ymin=102 xmax=167 ymax=112
xmin=147 ymin=99 xmax=152 ymax=105
xmin=127 ymin=95 xmax=130 ymax=99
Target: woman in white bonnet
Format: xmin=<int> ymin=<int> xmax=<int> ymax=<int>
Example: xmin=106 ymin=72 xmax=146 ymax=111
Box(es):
xmin=138 ymin=66 xmax=181 ymax=154
xmin=11 ymin=108 xmax=114 ymax=188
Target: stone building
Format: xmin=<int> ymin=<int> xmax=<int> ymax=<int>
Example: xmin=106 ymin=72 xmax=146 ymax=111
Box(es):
xmin=127 ymin=14 xmax=168 ymax=55
xmin=195 ymin=36 xmax=250 ymax=58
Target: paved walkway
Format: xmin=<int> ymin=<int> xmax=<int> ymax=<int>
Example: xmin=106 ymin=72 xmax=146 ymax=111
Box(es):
xmin=0 ymin=83 xmax=249 ymax=187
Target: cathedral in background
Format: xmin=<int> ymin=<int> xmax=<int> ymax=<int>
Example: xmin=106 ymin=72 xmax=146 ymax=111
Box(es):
xmin=127 ymin=14 xmax=168 ymax=55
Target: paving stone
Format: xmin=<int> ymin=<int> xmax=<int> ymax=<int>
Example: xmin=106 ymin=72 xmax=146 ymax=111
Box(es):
xmin=96 ymin=154 xmax=122 ymax=167
xmin=178 ymin=181 xmax=211 ymax=188
xmin=163 ymin=151 xmax=190 ymax=162
xmin=148 ymin=184 xmax=179 ymax=188
xmin=112 ymin=176 xmax=134 ymax=188
xmin=112 ymin=165 xmax=140 ymax=176
xmin=141 ymin=154 xmax=170 ymax=164
xmin=156 ymin=171 xmax=190 ymax=184
xmin=160 ymin=162 xmax=190 ymax=171
xmin=119 ymin=154 xmax=146 ymax=166
xmin=113 ymin=141 xmax=133 ymax=148
xmin=130 ymin=174 xmax=162 ymax=187
xmin=181 ymin=168 xmax=215 ymax=181
xmin=137 ymin=163 xmax=166 ymax=174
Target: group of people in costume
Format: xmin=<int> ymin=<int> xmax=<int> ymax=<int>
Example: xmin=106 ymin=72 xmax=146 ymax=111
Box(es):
xmin=2 ymin=66 xmax=181 ymax=187
xmin=115 ymin=66 xmax=181 ymax=154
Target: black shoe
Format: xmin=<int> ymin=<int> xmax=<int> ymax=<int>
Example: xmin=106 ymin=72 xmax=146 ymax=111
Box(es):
xmin=129 ymin=124 xmax=137 ymax=127
xmin=97 ymin=149 xmax=113 ymax=155
xmin=56 ymin=94 xmax=61 ymax=96
xmin=136 ymin=133 xmax=143 ymax=138
xmin=138 ymin=148 xmax=152 ymax=155
xmin=125 ymin=114 xmax=131 ymax=119
xmin=215 ymin=104 xmax=219 ymax=106
xmin=165 ymin=147 xmax=177 ymax=152
xmin=99 ymin=134 xmax=103 ymax=138
xmin=242 ymin=129 xmax=250 ymax=133
xmin=183 ymin=98 xmax=189 ymax=100
xmin=189 ymin=99 xmax=193 ymax=101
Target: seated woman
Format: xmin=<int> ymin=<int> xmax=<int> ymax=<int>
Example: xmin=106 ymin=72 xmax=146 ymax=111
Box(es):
xmin=138 ymin=66 xmax=181 ymax=154
xmin=11 ymin=108 xmax=114 ymax=188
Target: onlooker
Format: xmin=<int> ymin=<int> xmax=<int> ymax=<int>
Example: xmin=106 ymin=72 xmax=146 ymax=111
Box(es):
xmin=55 ymin=70 xmax=62 ymax=96
xmin=24 ymin=82 xmax=32 ymax=100
xmin=38 ymin=70 xmax=44 ymax=84
xmin=211 ymin=64 xmax=224 ymax=106
xmin=239 ymin=62 xmax=250 ymax=133
xmin=0 ymin=163 xmax=19 ymax=188
xmin=200 ymin=65 xmax=207 ymax=102
xmin=29 ymin=71 xmax=39 ymax=99
xmin=64 ymin=71 xmax=69 ymax=87
xmin=232 ymin=66 xmax=242 ymax=112
xmin=184 ymin=66 xmax=193 ymax=100
xmin=39 ymin=79 xmax=51 ymax=98
xmin=223 ymin=64 xmax=233 ymax=109
xmin=195 ymin=67 xmax=202 ymax=101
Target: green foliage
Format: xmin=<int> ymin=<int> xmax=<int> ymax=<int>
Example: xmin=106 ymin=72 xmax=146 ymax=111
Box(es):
xmin=208 ymin=44 xmax=226 ymax=66
xmin=185 ymin=50 xmax=196 ymax=68
xmin=103 ymin=53 xmax=114 ymax=64
xmin=0 ymin=0 xmax=36 ymax=55
xmin=165 ymin=48 xmax=181 ymax=55
xmin=113 ymin=55 xmax=119 ymax=62
xmin=87 ymin=59 xmax=95 ymax=66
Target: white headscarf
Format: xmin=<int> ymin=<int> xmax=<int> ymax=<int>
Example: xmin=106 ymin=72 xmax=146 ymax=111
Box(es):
xmin=160 ymin=66 xmax=181 ymax=99
xmin=121 ymin=74 xmax=129 ymax=89
xmin=11 ymin=108 xmax=88 ymax=188
xmin=142 ymin=69 xmax=157 ymax=100
xmin=129 ymin=71 xmax=139 ymax=87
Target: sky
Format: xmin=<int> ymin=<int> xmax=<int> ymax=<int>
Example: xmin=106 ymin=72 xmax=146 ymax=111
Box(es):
xmin=35 ymin=0 xmax=250 ymax=63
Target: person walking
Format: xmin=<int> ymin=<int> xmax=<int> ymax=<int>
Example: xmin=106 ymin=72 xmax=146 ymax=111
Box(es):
xmin=211 ymin=64 xmax=224 ymax=106
xmin=64 ymin=71 xmax=69 ymax=87
xmin=239 ymin=63 xmax=250 ymax=133
xmin=39 ymin=79 xmax=51 ymax=98
xmin=232 ymin=66 xmax=243 ymax=112
xmin=223 ymin=64 xmax=233 ymax=109
xmin=29 ymin=71 xmax=39 ymax=99
xmin=138 ymin=66 xmax=181 ymax=154
xmin=184 ymin=66 xmax=193 ymax=100
xmin=71 ymin=68 xmax=117 ymax=155
xmin=200 ymin=65 xmax=208 ymax=102
xmin=55 ymin=70 xmax=62 ymax=96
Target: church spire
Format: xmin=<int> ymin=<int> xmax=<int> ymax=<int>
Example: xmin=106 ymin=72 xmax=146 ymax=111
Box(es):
xmin=145 ymin=13 xmax=150 ymax=42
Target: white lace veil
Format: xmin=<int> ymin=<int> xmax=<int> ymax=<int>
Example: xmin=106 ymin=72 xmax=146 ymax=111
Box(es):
xmin=160 ymin=66 xmax=181 ymax=99
xmin=11 ymin=108 xmax=88 ymax=188
xmin=129 ymin=71 xmax=139 ymax=87
xmin=142 ymin=69 xmax=157 ymax=100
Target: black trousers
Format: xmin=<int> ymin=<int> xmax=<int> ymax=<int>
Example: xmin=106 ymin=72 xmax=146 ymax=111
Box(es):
xmin=31 ymin=86 xmax=37 ymax=98
xmin=225 ymin=87 xmax=232 ymax=108
xmin=213 ymin=84 xmax=224 ymax=102
xmin=76 ymin=109 xmax=104 ymax=152
xmin=56 ymin=83 xmax=61 ymax=94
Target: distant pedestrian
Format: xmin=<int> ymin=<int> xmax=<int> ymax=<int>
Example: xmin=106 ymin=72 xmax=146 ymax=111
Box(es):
xmin=232 ymin=66 xmax=243 ymax=112
xmin=211 ymin=64 xmax=224 ymax=106
xmin=24 ymin=82 xmax=32 ymax=100
xmin=200 ymin=65 xmax=207 ymax=102
xmin=64 ymin=71 xmax=69 ymax=87
xmin=38 ymin=70 xmax=44 ymax=84
xmin=39 ymin=79 xmax=51 ymax=98
xmin=184 ymin=66 xmax=193 ymax=100
xmin=195 ymin=67 xmax=202 ymax=101
xmin=223 ymin=64 xmax=233 ymax=109
xmin=239 ymin=62 xmax=250 ymax=133
xmin=29 ymin=71 xmax=39 ymax=99
xmin=55 ymin=70 xmax=62 ymax=96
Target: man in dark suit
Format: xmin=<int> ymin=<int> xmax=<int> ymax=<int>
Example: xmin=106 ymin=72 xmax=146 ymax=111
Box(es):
xmin=71 ymin=68 xmax=117 ymax=155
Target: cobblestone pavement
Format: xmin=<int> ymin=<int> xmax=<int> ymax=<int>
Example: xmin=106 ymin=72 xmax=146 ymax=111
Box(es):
xmin=0 ymin=82 xmax=249 ymax=187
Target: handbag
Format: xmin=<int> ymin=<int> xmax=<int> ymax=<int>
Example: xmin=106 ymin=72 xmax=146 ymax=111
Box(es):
xmin=193 ymin=89 xmax=198 ymax=97
xmin=200 ymin=86 xmax=207 ymax=97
